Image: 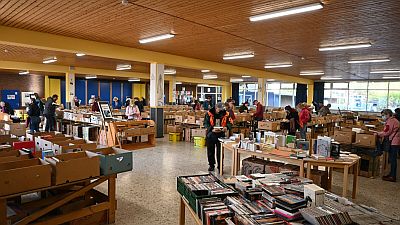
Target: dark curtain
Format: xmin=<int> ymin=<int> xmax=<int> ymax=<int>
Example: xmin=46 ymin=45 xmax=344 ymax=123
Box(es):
xmin=313 ymin=82 xmax=325 ymax=104
xmin=232 ymin=83 xmax=239 ymax=106
xmin=295 ymin=83 xmax=307 ymax=105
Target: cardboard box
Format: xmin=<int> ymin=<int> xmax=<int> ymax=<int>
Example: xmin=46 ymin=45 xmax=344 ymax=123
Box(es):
xmin=167 ymin=125 xmax=183 ymax=133
xmin=187 ymin=116 xmax=196 ymax=124
xmin=87 ymin=147 xmax=133 ymax=175
xmin=45 ymin=151 xmax=100 ymax=185
xmin=258 ymin=121 xmax=280 ymax=131
xmin=333 ymin=130 xmax=356 ymax=144
xmin=304 ymin=184 xmax=325 ymax=207
xmin=0 ymin=158 xmax=52 ymax=196
xmin=0 ymin=112 xmax=11 ymax=121
xmin=175 ymin=115 xmax=184 ymax=123
xmin=82 ymin=126 xmax=98 ymax=141
xmin=4 ymin=123 xmax=26 ymax=136
xmin=61 ymin=143 xmax=97 ymax=154
xmin=355 ymin=133 xmax=376 ymax=147
xmin=191 ymin=128 xmax=207 ymax=137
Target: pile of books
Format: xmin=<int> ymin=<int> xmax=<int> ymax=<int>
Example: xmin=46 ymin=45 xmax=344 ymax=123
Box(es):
xmin=299 ymin=199 xmax=353 ymax=225
xmin=274 ymin=194 xmax=307 ymax=221
xmin=197 ymin=197 xmax=233 ymax=225
xmin=181 ymin=174 xmax=235 ymax=195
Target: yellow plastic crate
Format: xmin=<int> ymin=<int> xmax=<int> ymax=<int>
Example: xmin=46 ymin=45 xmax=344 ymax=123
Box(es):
xmin=194 ymin=136 xmax=206 ymax=147
xmin=169 ymin=132 xmax=182 ymax=142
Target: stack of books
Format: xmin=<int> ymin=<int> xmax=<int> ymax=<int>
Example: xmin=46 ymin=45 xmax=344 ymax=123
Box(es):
xmin=274 ymin=194 xmax=307 ymax=221
xmin=182 ymin=174 xmax=235 ymax=196
xmin=261 ymin=185 xmax=285 ymax=209
xmin=299 ymin=199 xmax=353 ymax=225
xmin=197 ymin=197 xmax=233 ymax=225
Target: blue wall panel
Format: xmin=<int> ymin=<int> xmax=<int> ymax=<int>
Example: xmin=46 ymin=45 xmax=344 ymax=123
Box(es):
xmin=100 ymin=82 xmax=110 ymax=103
xmin=75 ymin=79 xmax=86 ymax=104
xmin=61 ymin=79 xmax=66 ymax=107
xmin=112 ymin=82 xmax=122 ymax=102
xmin=123 ymin=82 xmax=132 ymax=102
xmin=87 ymin=80 xmax=98 ymax=104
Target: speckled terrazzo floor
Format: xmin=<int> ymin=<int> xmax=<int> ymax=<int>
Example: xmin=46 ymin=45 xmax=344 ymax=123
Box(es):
xmin=96 ymin=138 xmax=400 ymax=225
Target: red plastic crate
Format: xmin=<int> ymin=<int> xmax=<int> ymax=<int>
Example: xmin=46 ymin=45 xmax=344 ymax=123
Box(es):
xmin=13 ymin=141 xmax=35 ymax=153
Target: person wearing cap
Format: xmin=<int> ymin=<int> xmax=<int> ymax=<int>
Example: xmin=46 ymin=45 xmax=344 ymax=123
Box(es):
xmin=112 ymin=97 xmax=121 ymax=109
xmin=239 ymin=102 xmax=249 ymax=113
xmin=285 ymin=105 xmax=299 ymax=136
xmin=253 ymin=100 xmax=264 ymax=121
xmin=204 ymin=102 xmax=233 ymax=172
xmin=299 ymin=103 xmax=311 ymax=139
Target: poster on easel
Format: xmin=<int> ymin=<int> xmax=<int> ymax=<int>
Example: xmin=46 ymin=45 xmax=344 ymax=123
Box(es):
xmin=98 ymin=101 xmax=113 ymax=120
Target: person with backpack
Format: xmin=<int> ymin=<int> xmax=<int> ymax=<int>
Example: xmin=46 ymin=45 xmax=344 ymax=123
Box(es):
xmin=299 ymin=103 xmax=311 ymax=140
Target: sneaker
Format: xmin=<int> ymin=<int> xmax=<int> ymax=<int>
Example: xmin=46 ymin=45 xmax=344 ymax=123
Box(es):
xmin=208 ymin=166 xmax=215 ymax=172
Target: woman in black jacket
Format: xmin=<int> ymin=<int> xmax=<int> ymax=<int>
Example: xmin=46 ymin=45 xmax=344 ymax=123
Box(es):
xmin=28 ymin=98 xmax=41 ymax=133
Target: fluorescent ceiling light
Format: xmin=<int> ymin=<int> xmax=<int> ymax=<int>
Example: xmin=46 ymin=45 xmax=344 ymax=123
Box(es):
xmin=267 ymin=79 xmax=276 ymax=81
xmin=128 ymin=78 xmax=140 ymax=82
xmin=319 ymin=43 xmax=371 ymax=51
xmin=19 ymin=70 xmax=29 ymax=75
xmin=139 ymin=33 xmax=175 ymax=44
xmin=370 ymin=70 xmax=400 ymax=74
xmin=85 ymin=75 xmax=97 ymax=79
xmin=75 ymin=53 xmax=85 ymax=57
xmin=43 ymin=56 xmax=57 ymax=64
xmin=198 ymin=84 xmax=209 ymax=87
xmin=242 ymin=75 xmax=252 ymax=78
xmin=264 ymin=63 xmax=293 ymax=69
xmin=116 ymin=64 xmax=132 ymax=71
xmin=230 ymin=78 xmax=244 ymax=83
xmin=223 ymin=53 xmax=254 ymax=60
xmin=164 ymin=69 xmax=176 ymax=75
xmin=249 ymin=3 xmax=323 ymax=22
xmin=382 ymin=76 xmax=400 ymax=79
xmin=203 ymin=74 xmax=218 ymax=79
xmin=176 ymin=82 xmax=182 ymax=85
xmin=320 ymin=77 xmax=342 ymax=80
xmin=348 ymin=58 xmax=390 ymax=64
xmin=201 ymin=69 xmax=210 ymax=73
xmin=300 ymin=71 xmax=324 ymax=76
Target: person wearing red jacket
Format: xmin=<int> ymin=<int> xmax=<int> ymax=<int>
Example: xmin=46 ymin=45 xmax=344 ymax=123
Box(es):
xmin=377 ymin=109 xmax=400 ymax=182
xmin=253 ymin=100 xmax=264 ymax=121
xmin=299 ymin=103 xmax=311 ymax=140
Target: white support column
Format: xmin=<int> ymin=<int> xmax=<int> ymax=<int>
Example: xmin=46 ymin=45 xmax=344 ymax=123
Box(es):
xmin=258 ymin=78 xmax=266 ymax=106
xmin=66 ymin=70 xmax=75 ymax=108
xmin=169 ymin=77 xmax=177 ymax=104
xmin=150 ymin=63 xmax=164 ymax=107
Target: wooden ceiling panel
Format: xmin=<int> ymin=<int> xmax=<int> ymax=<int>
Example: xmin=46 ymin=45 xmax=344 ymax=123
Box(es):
xmin=0 ymin=0 xmax=399 ymax=80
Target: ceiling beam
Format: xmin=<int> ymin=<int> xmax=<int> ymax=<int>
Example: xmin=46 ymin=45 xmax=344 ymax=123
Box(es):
xmin=0 ymin=60 xmax=229 ymax=85
xmin=0 ymin=25 xmax=313 ymax=85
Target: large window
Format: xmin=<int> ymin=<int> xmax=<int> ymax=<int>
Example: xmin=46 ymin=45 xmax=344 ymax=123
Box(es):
xmin=239 ymin=83 xmax=258 ymax=104
xmin=323 ymin=81 xmax=400 ymax=112
xmin=266 ymin=82 xmax=297 ymax=107
xmin=197 ymin=86 xmax=222 ymax=105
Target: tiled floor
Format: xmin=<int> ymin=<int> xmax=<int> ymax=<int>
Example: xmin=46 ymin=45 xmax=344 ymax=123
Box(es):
xmin=97 ymin=138 xmax=400 ymax=225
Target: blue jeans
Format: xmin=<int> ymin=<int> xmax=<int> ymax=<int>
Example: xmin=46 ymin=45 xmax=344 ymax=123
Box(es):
xmin=300 ymin=125 xmax=307 ymax=140
xmin=389 ymin=145 xmax=399 ymax=178
xmin=29 ymin=116 xmax=40 ymax=133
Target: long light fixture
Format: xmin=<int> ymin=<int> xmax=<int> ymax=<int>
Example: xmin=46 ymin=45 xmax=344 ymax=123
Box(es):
xmin=264 ymin=63 xmax=293 ymax=69
xmin=242 ymin=75 xmax=252 ymax=78
xmin=348 ymin=58 xmax=390 ymax=64
xmin=85 ymin=75 xmax=97 ymax=79
xmin=370 ymin=70 xmax=400 ymax=74
xmin=19 ymin=70 xmax=29 ymax=75
xmin=230 ymin=78 xmax=244 ymax=83
xmin=164 ymin=69 xmax=176 ymax=75
xmin=116 ymin=64 xmax=132 ymax=71
xmin=128 ymin=78 xmax=140 ymax=82
xmin=382 ymin=76 xmax=400 ymax=79
xmin=176 ymin=82 xmax=183 ymax=85
xmin=43 ymin=56 xmax=57 ymax=64
xmin=249 ymin=3 xmax=323 ymax=22
xmin=267 ymin=79 xmax=276 ymax=81
xmin=76 ymin=53 xmax=86 ymax=57
xmin=203 ymin=74 xmax=218 ymax=79
xmin=223 ymin=52 xmax=254 ymax=60
xmin=300 ymin=71 xmax=324 ymax=76
xmin=139 ymin=33 xmax=175 ymax=44
xmin=201 ymin=69 xmax=210 ymax=73
xmin=320 ymin=77 xmax=343 ymax=80
xmin=319 ymin=43 xmax=371 ymax=51
xmin=198 ymin=84 xmax=209 ymax=87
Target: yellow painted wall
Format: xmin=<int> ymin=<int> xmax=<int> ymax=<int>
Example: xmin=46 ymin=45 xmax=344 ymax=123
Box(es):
xmin=222 ymin=85 xmax=232 ymax=102
xmin=133 ymin=83 xmax=146 ymax=98
xmin=307 ymin=83 xmax=314 ymax=104
xmin=45 ymin=78 xmax=61 ymax=103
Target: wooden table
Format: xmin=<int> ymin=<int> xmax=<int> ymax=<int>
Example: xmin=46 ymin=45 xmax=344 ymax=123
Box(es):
xmin=220 ymin=142 xmax=305 ymax=177
xmin=0 ymin=175 xmax=117 ymax=225
xmin=179 ymin=196 xmax=202 ymax=225
xmin=304 ymin=156 xmax=360 ymax=199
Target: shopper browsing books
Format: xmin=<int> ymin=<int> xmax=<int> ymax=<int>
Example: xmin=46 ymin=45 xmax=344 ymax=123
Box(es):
xmin=204 ymin=103 xmax=233 ymax=172
xmin=299 ymin=103 xmax=311 ymax=140
xmin=253 ymin=100 xmax=264 ymax=121
xmin=125 ymin=99 xmax=141 ymax=120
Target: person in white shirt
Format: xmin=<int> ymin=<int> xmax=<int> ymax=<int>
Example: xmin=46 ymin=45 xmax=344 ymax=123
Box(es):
xmin=125 ymin=99 xmax=141 ymax=120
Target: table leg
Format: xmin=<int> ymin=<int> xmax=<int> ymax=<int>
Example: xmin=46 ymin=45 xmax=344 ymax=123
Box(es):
xmin=328 ymin=167 xmax=333 ymax=191
xmin=299 ymin=162 xmax=304 ymax=177
xmin=231 ymin=147 xmax=236 ymax=176
xmin=108 ymin=175 xmax=116 ymax=224
xmin=237 ymin=153 xmax=241 ymax=175
xmin=343 ymin=165 xmax=349 ymax=197
xmin=306 ymin=163 xmax=312 ymax=179
xmin=179 ymin=197 xmax=186 ymax=225
xmin=0 ymin=199 xmax=6 ymax=225
xmin=220 ymin=143 xmax=224 ymax=176
xmin=352 ymin=161 xmax=360 ymax=199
